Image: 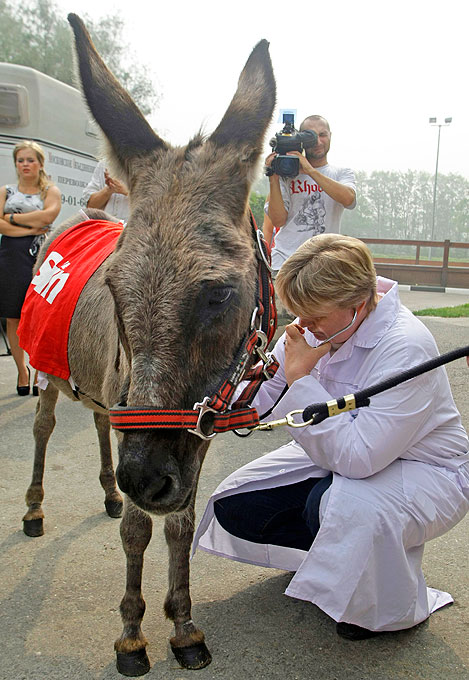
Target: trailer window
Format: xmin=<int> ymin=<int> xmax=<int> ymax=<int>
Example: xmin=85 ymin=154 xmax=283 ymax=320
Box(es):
xmin=0 ymin=84 xmax=29 ymax=126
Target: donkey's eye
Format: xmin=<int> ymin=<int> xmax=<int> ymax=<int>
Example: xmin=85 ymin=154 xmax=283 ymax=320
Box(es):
xmin=208 ymin=287 xmax=233 ymax=306
xmin=196 ymin=284 xmax=237 ymax=326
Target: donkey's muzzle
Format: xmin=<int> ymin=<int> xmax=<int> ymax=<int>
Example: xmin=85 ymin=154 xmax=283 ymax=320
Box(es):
xmin=116 ymin=433 xmax=184 ymax=513
xmin=117 ymin=463 xmax=170 ymax=501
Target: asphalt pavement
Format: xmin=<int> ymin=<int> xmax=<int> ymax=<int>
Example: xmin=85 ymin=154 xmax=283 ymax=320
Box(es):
xmin=0 ymin=287 xmax=468 ymax=680
xmin=398 ymin=285 xmax=469 ymax=312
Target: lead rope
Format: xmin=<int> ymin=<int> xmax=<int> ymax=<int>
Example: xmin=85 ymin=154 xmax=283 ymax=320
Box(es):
xmin=251 ymin=344 xmax=469 ymax=432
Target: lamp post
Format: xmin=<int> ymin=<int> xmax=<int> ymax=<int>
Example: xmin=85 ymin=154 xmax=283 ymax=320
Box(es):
xmin=429 ymin=116 xmax=452 ymax=259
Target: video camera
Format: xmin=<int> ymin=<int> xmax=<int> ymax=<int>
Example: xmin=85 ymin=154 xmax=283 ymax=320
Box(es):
xmin=266 ymin=113 xmax=318 ymax=179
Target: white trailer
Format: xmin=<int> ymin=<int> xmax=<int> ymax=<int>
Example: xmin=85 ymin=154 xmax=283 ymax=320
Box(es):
xmin=0 ymin=62 xmax=100 ymax=222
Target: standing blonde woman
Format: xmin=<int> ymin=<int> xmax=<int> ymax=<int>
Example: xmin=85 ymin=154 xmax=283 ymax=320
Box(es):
xmin=0 ymin=141 xmax=61 ymax=395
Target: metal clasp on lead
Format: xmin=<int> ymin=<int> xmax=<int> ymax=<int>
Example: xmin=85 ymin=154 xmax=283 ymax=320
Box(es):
xmin=255 ymin=330 xmax=275 ymax=378
xmin=253 ymin=409 xmax=314 ymax=431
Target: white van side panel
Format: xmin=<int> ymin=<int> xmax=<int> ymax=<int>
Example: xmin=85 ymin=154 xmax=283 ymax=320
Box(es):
xmin=0 ymin=63 xmax=101 ymax=223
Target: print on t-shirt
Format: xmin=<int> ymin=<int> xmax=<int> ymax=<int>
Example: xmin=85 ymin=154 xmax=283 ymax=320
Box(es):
xmin=293 ymin=191 xmax=326 ymax=234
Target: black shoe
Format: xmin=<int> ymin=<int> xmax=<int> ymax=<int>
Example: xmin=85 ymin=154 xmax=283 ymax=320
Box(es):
xmin=336 ymin=622 xmax=382 ymax=640
xmin=32 ymin=384 xmax=39 ymax=396
xmin=17 ymin=367 xmax=30 ymax=396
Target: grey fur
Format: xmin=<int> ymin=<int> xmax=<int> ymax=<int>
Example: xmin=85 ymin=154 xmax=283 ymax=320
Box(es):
xmin=23 ymin=14 xmax=276 ymax=674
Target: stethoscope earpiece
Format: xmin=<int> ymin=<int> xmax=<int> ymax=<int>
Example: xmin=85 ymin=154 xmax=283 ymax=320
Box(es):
xmin=317 ymin=308 xmax=358 ymax=347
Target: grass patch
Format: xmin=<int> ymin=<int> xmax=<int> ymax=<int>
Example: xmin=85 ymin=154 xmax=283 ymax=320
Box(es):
xmin=413 ymin=303 xmax=469 ymax=317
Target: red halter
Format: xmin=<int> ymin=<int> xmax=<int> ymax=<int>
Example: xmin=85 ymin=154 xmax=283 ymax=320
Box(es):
xmin=109 ymin=213 xmax=279 ymax=440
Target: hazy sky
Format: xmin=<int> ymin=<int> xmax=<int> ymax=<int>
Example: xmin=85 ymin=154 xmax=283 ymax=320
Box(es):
xmin=54 ymin=0 xmax=469 ymax=178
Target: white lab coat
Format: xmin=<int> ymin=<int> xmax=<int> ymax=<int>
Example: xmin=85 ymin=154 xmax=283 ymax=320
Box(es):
xmin=193 ymin=278 xmax=469 ymax=631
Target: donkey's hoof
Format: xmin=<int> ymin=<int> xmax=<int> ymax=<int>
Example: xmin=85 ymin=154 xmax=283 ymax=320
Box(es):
xmin=23 ymin=518 xmax=44 ymax=537
xmin=105 ymin=499 xmax=123 ymax=518
xmin=171 ymin=642 xmax=212 ymax=670
xmin=116 ymin=648 xmax=151 ymax=676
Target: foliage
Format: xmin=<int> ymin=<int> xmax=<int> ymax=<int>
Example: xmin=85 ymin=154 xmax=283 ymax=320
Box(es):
xmin=251 ymin=170 xmax=469 ymax=247
xmin=0 ymin=0 xmax=159 ymax=114
xmin=249 ymin=192 xmax=267 ymax=228
xmin=341 ymin=169 xmax=469 ymax=244
xmin=413 ymin=304 xmax=469 ymax=317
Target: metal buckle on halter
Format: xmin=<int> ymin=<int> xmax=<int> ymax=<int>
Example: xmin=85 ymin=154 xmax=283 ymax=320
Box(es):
xmin=188 ymin=396 xmax=218 ymax=441
xmin=250 ymin=306 xmax=260 ymax=330
xmin=255 ymin=330 xmax=275 ymax=378
xmin=255 ymin=228 xmax=273 ymax=274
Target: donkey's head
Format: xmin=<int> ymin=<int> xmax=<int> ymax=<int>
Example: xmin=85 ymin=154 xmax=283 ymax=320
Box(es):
xmin=68 ymin=14 xmax=275 ymax=515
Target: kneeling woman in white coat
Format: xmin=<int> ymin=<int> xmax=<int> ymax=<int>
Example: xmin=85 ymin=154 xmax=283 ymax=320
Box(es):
xmin=193 ymin=234 xmax=469 ymax=640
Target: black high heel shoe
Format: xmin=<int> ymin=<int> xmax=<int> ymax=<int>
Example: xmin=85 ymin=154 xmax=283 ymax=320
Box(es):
xmin=17 ymin=367 xmax=30 ymax=396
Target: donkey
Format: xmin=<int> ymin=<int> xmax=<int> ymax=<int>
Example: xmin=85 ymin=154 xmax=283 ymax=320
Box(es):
xmin=21 ymin=13 xmax=276 ymax=677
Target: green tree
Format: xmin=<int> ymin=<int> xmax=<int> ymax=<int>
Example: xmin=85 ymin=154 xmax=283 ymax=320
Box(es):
xmin=0 ymin=0 xmax=159 ymax=114
xmin=435 ymin=173 xmax=469 ymax=242
xmin=342 ymin=169 xmax=469 ymax=244
xmin=249 ymin=192 xmax=266 ymax=228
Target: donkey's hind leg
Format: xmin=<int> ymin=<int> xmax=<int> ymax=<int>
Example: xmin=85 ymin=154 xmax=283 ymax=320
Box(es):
xmin=93 ymin=411 xmax=123 ymax=518
xmin=114 ymin=496 xmax=152 ymax=677
xmin=23 ymin=382 xmax=59 ymax=537
xmin=164 ymin=499 xmax=212 ymax=670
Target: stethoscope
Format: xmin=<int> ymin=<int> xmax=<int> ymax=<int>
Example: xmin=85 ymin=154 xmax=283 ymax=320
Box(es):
xmin=315 ymin=308 xmax=358 ymax=347
xmin=256 ymin=307 xmax=360 ymax=434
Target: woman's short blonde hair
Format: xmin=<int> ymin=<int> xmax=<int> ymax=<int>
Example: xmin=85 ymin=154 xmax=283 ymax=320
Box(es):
xmin=13 ymin=140 xmax=52 ymax=200
xmin=275 ymin=234 xmax=378 ymax=317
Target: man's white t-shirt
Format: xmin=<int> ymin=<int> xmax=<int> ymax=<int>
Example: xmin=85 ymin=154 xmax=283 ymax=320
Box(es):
xmin=267 ymin=164 xmax=356 ymax=271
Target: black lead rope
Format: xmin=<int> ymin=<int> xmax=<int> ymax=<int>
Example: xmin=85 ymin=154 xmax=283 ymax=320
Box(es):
xmin=302 ymin=344 xmax=469 ymax=425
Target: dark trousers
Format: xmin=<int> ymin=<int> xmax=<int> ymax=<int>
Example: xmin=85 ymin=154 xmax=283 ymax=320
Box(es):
xmin=213 ymin=474 xmax=333 ymax=551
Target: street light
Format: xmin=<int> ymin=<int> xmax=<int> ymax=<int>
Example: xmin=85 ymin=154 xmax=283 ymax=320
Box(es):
xmin=429 ymin=116 xmax=452 ymax=259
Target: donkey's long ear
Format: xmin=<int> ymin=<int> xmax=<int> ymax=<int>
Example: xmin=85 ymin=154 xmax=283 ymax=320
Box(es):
xmin=68 ymin=13 xmax=166 ymax=168
xmin=209 ymin=40 xmax=275 ymax=162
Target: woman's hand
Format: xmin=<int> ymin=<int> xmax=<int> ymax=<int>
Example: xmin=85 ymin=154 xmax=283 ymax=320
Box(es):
xmin=284 ymin=323 xmax=331 ymax=386
xmin=30 ymin=225 xmax=49 ymax=235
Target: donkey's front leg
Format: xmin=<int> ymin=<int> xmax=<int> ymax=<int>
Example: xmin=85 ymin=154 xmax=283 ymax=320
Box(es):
xmin=164 ymin=500 xmax=212 ymax=670
xmin=23 ymin=382 xmax=59 ymax=537
xmin=93 ymin=411 xmax=123 ymax=518
xmin=115 ymin=496 xmax=152 ymax=677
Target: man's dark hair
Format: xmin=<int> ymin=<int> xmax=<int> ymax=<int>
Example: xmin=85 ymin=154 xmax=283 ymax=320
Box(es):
xmin=300 ymin=115 xmax=330 ymax=132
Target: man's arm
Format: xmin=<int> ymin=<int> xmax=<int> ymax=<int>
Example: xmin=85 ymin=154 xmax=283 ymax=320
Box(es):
xmin=268 ymin=175 xmax=289 ymax=227
xmin=86 ymin=185 xmax=114 ymax=210
xmin=265 ymin=153 xmax=288 ymax=228
xmin=86 ymin=170 xmax=128 ymax=210
xmin=288 ymin=152 xmax=356 ymax=207
xmin=83 ymin=161 xmax=109 ymax=210
xmin=261 ymin=208 xmax=274 ymax=245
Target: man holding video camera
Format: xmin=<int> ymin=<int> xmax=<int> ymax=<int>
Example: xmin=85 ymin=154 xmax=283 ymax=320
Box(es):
xmin=265 ymin=114 xmax=356 ymax=272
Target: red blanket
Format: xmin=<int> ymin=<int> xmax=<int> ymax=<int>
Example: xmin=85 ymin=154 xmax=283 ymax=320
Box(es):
xmin=18 ymin=219 xmax=124 ymax=380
